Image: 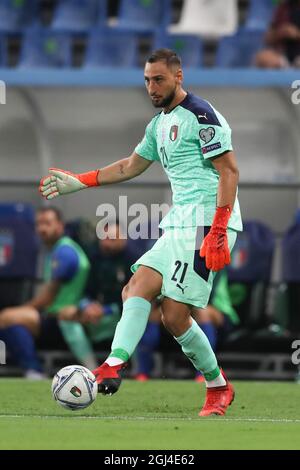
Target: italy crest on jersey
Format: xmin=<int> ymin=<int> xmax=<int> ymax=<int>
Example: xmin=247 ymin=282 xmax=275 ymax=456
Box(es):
xmin=169 ymin=125 xmax=178 ymax=142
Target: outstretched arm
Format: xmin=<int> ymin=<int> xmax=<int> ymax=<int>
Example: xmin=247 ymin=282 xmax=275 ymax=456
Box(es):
xmin=39 ymin=152 xmax=152 ymax=200
xmin=99 ymin=152 xmax=153 ymax=185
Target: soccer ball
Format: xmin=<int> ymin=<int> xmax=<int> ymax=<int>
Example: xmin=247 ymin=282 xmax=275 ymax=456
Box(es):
xmin=52 ymin=365 xmax=98 ymax=411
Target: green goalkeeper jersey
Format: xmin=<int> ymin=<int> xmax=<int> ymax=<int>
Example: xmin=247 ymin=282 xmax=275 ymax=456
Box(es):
xmin=135 ymin=92 xmax=242 ymax=231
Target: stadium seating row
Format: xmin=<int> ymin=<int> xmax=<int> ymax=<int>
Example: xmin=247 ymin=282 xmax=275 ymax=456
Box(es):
xmin=0 ymin=0 xmax=275 ymax=35
xmin=0 ymin=27 xmax=265 ymax=68
xmin=0 ymin=0 xmax=276 ymax=68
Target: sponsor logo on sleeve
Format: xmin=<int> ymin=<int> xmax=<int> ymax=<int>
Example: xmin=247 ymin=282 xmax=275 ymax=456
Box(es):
xmin=202 ymin=142 xmax=222 ymax=154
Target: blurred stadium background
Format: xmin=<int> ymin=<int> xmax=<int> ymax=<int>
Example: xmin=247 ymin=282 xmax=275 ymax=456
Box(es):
xmin=1 ymin=0 xmax=300 ymax=383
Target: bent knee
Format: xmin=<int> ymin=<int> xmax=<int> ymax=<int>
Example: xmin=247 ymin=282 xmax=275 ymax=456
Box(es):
xmin=121 ymin=271 xmax=162 ymax=302
xmin=122 ymin=283 xmax=130 ymax=302
xmin=161 ymin=299 xmax=192 ymax=336
xmin=121 ymin=276 xmax=142 ymax=302
xmin=0 ymin=307 xmax=40 ymax=334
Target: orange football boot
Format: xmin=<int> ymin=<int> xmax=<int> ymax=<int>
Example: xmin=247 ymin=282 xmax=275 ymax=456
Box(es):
xmin=199 ymin=372 xmax=235 ymax=416
xmin=92 ymin=362 xmax=126 ymax=395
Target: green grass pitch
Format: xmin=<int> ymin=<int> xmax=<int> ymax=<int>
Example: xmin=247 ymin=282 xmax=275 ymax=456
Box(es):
xmin=0 ymin=379 xmax=299 ymax=450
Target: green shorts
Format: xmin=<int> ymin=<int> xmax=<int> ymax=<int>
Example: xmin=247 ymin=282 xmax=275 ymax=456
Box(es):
xmin=131 ymin=226 xmax=237 ymax=309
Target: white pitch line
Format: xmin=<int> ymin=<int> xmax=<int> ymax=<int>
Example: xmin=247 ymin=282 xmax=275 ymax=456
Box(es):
xmin=0 ymin=415 xmax=300 ymax=423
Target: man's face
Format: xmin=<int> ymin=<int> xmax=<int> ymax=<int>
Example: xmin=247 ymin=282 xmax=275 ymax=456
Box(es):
xmin=36 ymin=210 xmax=64 ymax=246
xmin=144 ymin=61 xmax=182 ymax=109
xmin=99 ymin=224 xmax=127 ymax=255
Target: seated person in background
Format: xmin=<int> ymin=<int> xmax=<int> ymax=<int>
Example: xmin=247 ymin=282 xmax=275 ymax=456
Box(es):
xmin=0 ymin=207 xmax=92 ymax=375
xmin=60 ymin=221 xmax=161 ymax=381
xmin=255 ymin=0 xmax=300 ymax=68
xmin=192 ymin=270 xmax=239 ymax=382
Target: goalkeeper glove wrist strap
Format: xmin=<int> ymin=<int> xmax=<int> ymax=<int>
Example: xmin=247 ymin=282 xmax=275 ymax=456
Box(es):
xmin=78 ymin=169 xmax=100 ymax=187
xmin=212 ymin=205 xmax=232 ymax=230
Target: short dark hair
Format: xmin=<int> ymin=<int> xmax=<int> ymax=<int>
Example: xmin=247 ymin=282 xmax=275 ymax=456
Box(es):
xmin=37 ymin=206 xmax=64 ymax=222
xmin=147 ymin=48 xmax=182 ymax=68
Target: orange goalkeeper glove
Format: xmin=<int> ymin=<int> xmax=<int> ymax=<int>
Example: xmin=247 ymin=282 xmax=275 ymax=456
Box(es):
xmin=200 ymin=205 xmax=232 ymax=272
xmin=39 ymin=168 xmax=100 ymax=200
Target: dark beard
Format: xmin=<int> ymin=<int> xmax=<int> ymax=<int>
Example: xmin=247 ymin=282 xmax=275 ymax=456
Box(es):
xmin=152 ymin=88 xmax=176 ymax=109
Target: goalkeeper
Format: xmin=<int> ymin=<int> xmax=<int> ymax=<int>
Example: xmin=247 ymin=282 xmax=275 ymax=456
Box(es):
xmin=40 ymin=49 xmax=242 ymax=417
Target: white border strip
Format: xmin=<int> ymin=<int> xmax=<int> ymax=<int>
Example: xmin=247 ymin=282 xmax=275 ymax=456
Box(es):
xmin=0 ymin=415 xmax=300 ymax=423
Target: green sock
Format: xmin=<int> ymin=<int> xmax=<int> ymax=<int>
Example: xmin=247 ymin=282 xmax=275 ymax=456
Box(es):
xmin=109 ymin=297 xmax=152 ymax=362
xmin=174 ymin=319 xmax=220 ymax=381
xmin=59 ymin=320 xmax=94 ymax=363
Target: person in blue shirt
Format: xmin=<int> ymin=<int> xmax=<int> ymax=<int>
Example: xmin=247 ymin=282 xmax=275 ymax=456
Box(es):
xmin=0 ymin=207 xmax=91 ymax=377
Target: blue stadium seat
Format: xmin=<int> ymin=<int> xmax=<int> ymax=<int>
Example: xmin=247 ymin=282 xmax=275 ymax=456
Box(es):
xmin=216 ymin=29 xmax=264 ymax=67
xmin=277 ymin=213 xmax=300 ymax=332
xmin=228 ymin=221 xmax=275 ymax=283
xmin=0 ymin=203 xmax=34 ymax=223
xmin=282 ymin=218 xmax=300 ymax=283
xmin=153 ymin=34 xmax=203 ymax=67
xmin=295 ymin=207 xmax=300 ymax=226
xmin=51 ymin=0 xmax=106 ymax=32
xmin=0 ymin=0 xmax=36 ymax=33
xmin=227 ymin=221 xmax=275 ymax=329
xmin=0 ymin=203 xmax=38 ymax=307
xmin=244 ymin=0 xmax=275 ymax=31
xmin=0 ymin=35 xmax=8 ymax=66
xmin=114 ymin=0 xmax=171 ymax=33
xmin=84 ymin=29 xmax=138 ymax=67
xmin=19 ymin=28 xmax=72 ymax=68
